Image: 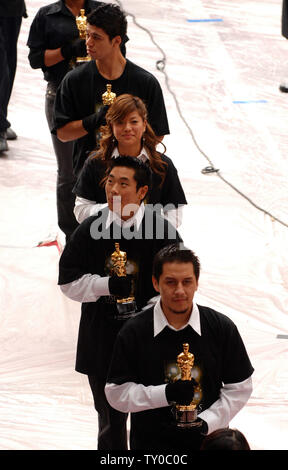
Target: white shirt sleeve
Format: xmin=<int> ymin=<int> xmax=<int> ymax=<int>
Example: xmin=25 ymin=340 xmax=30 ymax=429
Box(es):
xmin=60 ymin=274 xmax=110 ymax=302
xmin=74 ymin=196 xmax=108 ymax=223
xmin=74 ymin=197 xmax=183 ymax=227
xmin=105 ymin=382 xmax=169 ymax=413
xmin=163 ymin=206 xmax=183 ymax=228
xmin=105 ymin=375 xmax=253 ymax=432
xmin=197 ymin=376 xmax=253 ymax=434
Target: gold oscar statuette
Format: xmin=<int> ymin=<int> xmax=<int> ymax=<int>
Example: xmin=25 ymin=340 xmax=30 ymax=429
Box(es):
xmin=175 ymin=343 xmax=200 ymax=428
xmin=75 ymin=9 xmax=91 ymax=64
xmin=111 ymin=243 xmax=137 ymax=319
xmin=102 ymin=84 xmax=117 ymax=106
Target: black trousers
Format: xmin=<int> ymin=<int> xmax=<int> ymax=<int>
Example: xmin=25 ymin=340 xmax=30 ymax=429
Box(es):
xmin=88 ymin=375 xmax=128 ymax=450
xmin=45 ymin=83 xmax=78 ymax=241
xmin=0 ymin=15 xmax=22 ymax=132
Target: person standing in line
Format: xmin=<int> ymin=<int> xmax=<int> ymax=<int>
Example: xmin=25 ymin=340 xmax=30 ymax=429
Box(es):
xmin=27 ymin=1 xmax=128 ymax=241
xmin=58 ymin=157 xmax=182 ymax=449
xmin=0 ymin=0 xmax=27 ymax=153
xmin=52 ymin=3 xmax=169 ymax=178
xmin=105 ymin=244 xmax=254 ymax=450
xmin=73 ymin=94 xmax=187 ymax=228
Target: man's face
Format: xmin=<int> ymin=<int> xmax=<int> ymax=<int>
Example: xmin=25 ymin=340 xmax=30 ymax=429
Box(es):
xmin=105 ymin=166 xmax=148 ymax=220
xmin=152 ymin=262 xmax=198 ymax=316
xmin=86 ymin=24 xmax=120 ymax=60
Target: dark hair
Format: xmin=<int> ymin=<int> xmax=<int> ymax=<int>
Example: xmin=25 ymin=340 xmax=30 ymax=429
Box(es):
xmin=87 ymin=3 xmax=127 ymax=41
xmin=200 ymin=428 xmax=250 ymax=451
xmin=107 ymin=156 xmax=152 ymax=192
xmin=152 ymin=244 xmax=201 ymax=282
xmin=94 ymin=94 xmax=167 ymax=186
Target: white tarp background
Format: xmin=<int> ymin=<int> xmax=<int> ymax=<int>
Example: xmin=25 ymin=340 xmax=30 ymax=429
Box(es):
xmin=0 ymin=0 xmax=287 ymax=450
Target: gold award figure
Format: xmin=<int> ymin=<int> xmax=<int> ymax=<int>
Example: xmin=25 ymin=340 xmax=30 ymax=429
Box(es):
xmin=76 ymin=9 xmax=87 ymax=39
xmin=175 ymin=343 xmax=199 ymax=427
xmin=177 ymin=343 xmax=195 ymax=382
xmin=111 ymin=243 xmax=135 ymax=306
xmin=102 ymin=84 xmax=117 ymax=106
xmin=75 ymin=9 xmax=91 ymax=63
xmin=111 ymin=242 xmax=128 ymax=279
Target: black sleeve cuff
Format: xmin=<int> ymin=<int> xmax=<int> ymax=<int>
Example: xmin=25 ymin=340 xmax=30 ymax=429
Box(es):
xmin=28 ymin=48 xmax=45 ymax=69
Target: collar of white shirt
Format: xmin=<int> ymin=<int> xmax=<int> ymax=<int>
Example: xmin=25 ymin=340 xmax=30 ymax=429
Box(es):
xmin=111 ymin=146 xmax=150 ymax=163
xmin=105 ymin=201 xmax=145 ymax=230
xmin=153 ymin=298 xmax=201 ymax=337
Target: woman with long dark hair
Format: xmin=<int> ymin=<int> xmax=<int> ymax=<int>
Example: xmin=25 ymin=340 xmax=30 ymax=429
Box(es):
xmin=73 ymin=94 xmax=187 ymax=227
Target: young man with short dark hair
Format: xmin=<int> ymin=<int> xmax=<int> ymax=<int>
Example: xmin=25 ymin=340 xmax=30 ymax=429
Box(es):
xmin=58 ymin=157 xmax=181 ymax=449
xmin=105 ymin=244 xmax=254 ymax=450
xmin=53 ymin=3 xmax=169 ymax=175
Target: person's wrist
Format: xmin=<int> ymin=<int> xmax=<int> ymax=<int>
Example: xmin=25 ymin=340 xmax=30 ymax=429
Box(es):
xmin=197 ymin=418 xmax=208 ymax=435
xmin=165 ymin=382 xmax=175 ymax=404
xmin=60 ymin=42 xmax=72 ymax=60
xmin=82 ymin=106 xmax=109 ymax=133
xmin=93 ymin=276 xmax=110 ymax=296
xmin=82 ymin=114 xmax=95 ymax=133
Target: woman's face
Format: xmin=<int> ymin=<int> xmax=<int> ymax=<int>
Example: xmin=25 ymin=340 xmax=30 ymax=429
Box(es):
xmin=111 ymin=110 xmax=147 ymax=154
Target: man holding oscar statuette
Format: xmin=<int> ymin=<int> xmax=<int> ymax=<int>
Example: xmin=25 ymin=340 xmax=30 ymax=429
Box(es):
xmin=105 ymin=244 xmax=254 ymax=450
xmin=58 ymin=157 xmax=181 ymax=449
xmin=53 ymin=3 xmax=169 ymax=176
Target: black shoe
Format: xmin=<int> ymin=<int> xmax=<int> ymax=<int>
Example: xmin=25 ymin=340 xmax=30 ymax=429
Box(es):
xmin=0 ymin=132 xmax=8 ymax=152
xmin=5 ymin=127 xmax=17 ymax=140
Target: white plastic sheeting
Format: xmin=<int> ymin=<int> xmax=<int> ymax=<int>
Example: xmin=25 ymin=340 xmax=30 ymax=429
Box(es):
xmin=0 ymin=0 xmax=287 ymax=450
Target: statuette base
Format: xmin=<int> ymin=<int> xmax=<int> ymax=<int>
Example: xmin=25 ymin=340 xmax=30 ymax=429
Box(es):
xmin=115 ymin=299 xmax=138 ymax=320
xmin=76 ymin=56 xmax=91 ymax=64
xmin=175 ymin=405 xmax=200 ymax=428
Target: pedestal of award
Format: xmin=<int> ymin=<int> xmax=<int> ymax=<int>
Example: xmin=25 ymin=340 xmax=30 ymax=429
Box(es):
xmin=76 ymin=56 xmax=91 ymax=64
xmin=116 ymin=297 xmax=137 ymax=320
xmin=175 ymin=404 xmax=200 ymax=428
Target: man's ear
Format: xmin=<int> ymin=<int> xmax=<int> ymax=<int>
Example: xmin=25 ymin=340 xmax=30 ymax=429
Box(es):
xmin=138 ymin=185 xmax=148 ymax=202
xmin=112 ymin=35 xmax=122 ymax=48
xmin=152 ymin=275 xmax=160 ymax=293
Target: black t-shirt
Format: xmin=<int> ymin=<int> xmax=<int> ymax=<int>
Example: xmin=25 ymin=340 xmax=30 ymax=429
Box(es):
xmin=52 ymin=59 xmax=170 ymax=174
xmin=58 ymin=206 xmax=181 ymax=377
xmin=107 ymin=306 xmax=254 ymax=450
xmin=27 ymin=1 xmax=104 ymax=86
xmin=73 ymin=153 xmax=187 ymax=208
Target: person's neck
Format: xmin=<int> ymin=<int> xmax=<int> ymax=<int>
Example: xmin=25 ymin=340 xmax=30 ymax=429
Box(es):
xmin=65 ymin=0 xmax=85 ymax=16
xmin=120 ymin=202 xmax=142 ymax=221
xmin=162 ymin=303 xmax=193 ymax=330
xmin=118 ymin=143 xmax=142 ymax=157
xmin=96 ymin=53 xmax=126 ymax=80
